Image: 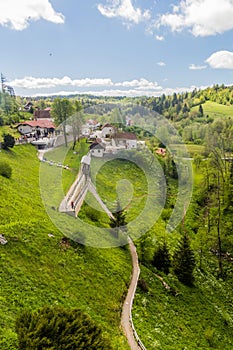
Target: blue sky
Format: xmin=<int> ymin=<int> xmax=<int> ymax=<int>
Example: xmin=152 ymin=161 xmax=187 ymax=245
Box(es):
xmin=0 ymin=0 xmax=233 ymax=97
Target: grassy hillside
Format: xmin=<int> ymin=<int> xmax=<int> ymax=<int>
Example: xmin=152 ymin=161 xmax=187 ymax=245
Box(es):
xmin=192 ymin=101 xmax=233 ymax=118
xmin=0 ymin=144 xmax=131 ymax=350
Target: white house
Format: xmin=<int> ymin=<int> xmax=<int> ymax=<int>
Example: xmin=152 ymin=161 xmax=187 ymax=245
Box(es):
xmin=90 ymin=141 xmax=105 ymax=157
xmin=116 ymin=132 xmax=137 ymax=149
xmin=17 ymin=120 xmax=55 ymax=136
xmin=101 ymin=123 xmax=115 ymax=138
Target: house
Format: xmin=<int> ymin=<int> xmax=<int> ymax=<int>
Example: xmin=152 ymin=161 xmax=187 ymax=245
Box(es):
xmin=101 ymin=123 xmax=115 ymax=138
xmin=24 ymin=101 xmax=33 ymax=112
xmin=90 ymin=141 xmax=105 ymax=157
xmin=34 ymin=107 xmax=51 ymax=120
xmin=17 ymin=120 xmax=55 ymax=137
xmin=116 ymin=132 xmax=137 ymax=149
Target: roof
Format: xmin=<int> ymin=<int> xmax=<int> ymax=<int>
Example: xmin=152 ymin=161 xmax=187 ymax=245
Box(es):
xmin=116 ymin=132 xmax=137 ymax=140
xmin=18 ymin=120 xmax=55 ymax=129
xmin=90 ymin=141 xmax=105 ymax=150
xmin=101 ymin=123 xmax=114 ymax=129
xmin=81 ymin=154 xmax=91 ymax=165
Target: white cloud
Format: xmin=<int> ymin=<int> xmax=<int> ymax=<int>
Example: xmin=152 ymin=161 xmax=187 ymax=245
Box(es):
xmin=115 ymin=78 xmax=161 ymax=90
xmin=10 ymin=76 xmax=114 ymax=89
xmin=9 ymin=75 xmax=208 ymax=98
xmin=206 ymin=50 xmax=233 ymax=69
xmin=0 ymin=0 xmax=65 ymax=30
xmin=158 ymin=0 xmax=233 ymax=37
xmin=10 ymin=76 xmax=161 ymax=91
xmin=155 ymin=35 xmax=165 ymax=41
xmin=97 ymin=0 xmax=151 ymax=25
xmin=157 ymin=61 xmax=166 ymax=67
xmin=189 ymin=64 xmax=207 ymax=70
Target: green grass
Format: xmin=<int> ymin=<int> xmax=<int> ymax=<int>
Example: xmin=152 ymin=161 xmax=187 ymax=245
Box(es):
xmin=192 ymin=101 xmax=233 ymax=119
xmin=0 ymin=144 xmax=131 ymax=350
xmin=133 ymin=264 xmax=233 ymax=350
xmin=170 ymin=144 xmax=206 ymax=157
xmin=0 ymin=125 xmax=20 ymax=141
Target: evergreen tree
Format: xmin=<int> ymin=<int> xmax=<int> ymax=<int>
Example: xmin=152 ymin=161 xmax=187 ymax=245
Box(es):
xmin=172 ymin=233 xmax=196 ymax=285
xmin=110 ymin=199 xmax=127 ymax=237
xmin=16 ymin=306 xmax=112 ymax=350
xmin=199 ymin=104 xmax=204 ymax=117
xmin=152 ymin=241 xmax=171 ymax=274
xmin=2 ymin=133 xmax=15 ymax=149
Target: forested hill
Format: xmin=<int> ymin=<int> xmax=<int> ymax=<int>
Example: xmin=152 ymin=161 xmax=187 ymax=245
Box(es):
xmin=141 ymin=84 xmax=233 ymax=121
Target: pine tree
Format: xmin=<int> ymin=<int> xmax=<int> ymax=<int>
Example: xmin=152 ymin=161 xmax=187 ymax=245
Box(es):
xmin=199 ymin=104 xmax=204 ymax=117
xmin=152 ymin=241 xmax=171 ymax=274
xmin=15 ymin=306 xmax=112 ymax=350
xmin=110 ymin=199 xmax=127 ymax=238
xmin=172 ymin=233 xmax=196 ymax=285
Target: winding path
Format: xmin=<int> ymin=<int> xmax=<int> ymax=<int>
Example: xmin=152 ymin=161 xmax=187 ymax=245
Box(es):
xmin=121 ymin=238 xmax=146 ymax=350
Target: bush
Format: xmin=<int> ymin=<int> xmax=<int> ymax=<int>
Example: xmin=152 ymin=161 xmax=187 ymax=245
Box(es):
xmin=0 ymin=161 xmax=12 ymax=178
xmin=16 ymin=306 xmax=112 ymax=350
xmin=1 ymin=133 xmax=15 ymax=150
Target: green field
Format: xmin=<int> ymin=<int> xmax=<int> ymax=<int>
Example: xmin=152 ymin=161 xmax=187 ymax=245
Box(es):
xmin=0 ymin=144 xmax=131 ymax=350
xmin=192 ymin=101 xmax=233 ymax=118
xmin=1 ymin=140 xmax=233 ymax=350
xmin=133 ymin=264 xmax=233 ymax=350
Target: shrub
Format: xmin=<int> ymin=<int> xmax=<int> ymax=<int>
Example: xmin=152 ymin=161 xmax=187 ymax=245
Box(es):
xmin=16 ymin=306 xmax=112 ymax=350
xmin=1 ymin=133 xmax=15 ymax=150
xmin=0 ymin=161 xmax=12 ymax=178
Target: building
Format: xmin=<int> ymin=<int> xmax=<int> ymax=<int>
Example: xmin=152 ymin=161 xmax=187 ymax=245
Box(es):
xmin=34 ymin=107 xmax=51 ymax=120
xmin=90 ymin=141 xmax=105 ymax=157
xmin=17 ymin=120 xmax=55 ymax=137
xmin=116 ymin=132 xmax=137 ymax=149
xmin=101 ymin=123 xmax=116 ymax=138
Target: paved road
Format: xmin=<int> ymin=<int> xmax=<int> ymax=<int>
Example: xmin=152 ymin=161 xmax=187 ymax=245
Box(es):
xmin=121 ymin=238 xmax=141 ymax=350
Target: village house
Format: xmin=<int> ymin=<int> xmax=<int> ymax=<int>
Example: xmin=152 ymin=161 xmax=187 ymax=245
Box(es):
xmin=101 ymin=123 xmax=116 ymax=138
xmin=89 ymin=140 xmax=106 ymax=157
xmin=116 ymin=132 xmax=137 ymax=149
xmin=17 ymin=120 xmax=55 ymax=138
xmin=34 ymin=107 xmax=51 ymax=120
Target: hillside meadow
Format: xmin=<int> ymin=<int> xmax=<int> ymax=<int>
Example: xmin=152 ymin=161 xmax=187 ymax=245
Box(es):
xmin=0 ymin=144 xmax=131 ymax=350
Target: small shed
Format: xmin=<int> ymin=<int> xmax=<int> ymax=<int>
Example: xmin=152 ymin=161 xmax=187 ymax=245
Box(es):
xmin=81 ymin=154 xmax=91 ymax=175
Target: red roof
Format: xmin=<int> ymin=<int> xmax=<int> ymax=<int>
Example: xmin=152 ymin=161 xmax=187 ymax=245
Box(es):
xmin=18 ymin=120 xmax=55 ymax=129
xmin=116 ymin=132 xmax=137 ymax=140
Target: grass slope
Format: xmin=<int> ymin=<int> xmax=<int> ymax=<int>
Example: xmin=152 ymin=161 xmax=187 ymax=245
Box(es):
xmin=133 ymin=265 xmax=233 ymax=349
xmin=0 ymin=144 xmax=131 ymax=350
xmin=192 ymin=101 xmax=233 ymax=119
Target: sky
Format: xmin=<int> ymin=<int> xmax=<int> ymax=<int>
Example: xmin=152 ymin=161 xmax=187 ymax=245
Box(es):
xmin=0 ymin=0 xmax=233 ymax=97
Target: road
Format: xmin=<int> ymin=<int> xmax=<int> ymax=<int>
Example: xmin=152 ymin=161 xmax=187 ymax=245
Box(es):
xmin=121 ymin=237 xmax=142 ymax=350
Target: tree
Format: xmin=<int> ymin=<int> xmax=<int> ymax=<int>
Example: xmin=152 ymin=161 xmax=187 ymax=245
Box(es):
xmin=51 ymin=98 xmax=74 ymax=147
xmin=15 ymin=306 xmax=112 ymax=350
xmin=71 ymin=100 xmax=83 ymax=150
xmin=172 ymin=233 xmax=196 ymax=285
xmin=152 ymin=241 xmax=171 ymax=274
xmin=199 ymin=104 xmax=204 ymax=117
xmin=110 ymin=199 xmax=127 ymax=238
xmin=2 ymin=133 xmax=15 ymax=150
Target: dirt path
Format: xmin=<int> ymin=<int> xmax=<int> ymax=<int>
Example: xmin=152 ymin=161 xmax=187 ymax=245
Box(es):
xmin=121 ymin=238 xmax=145 ymax=350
